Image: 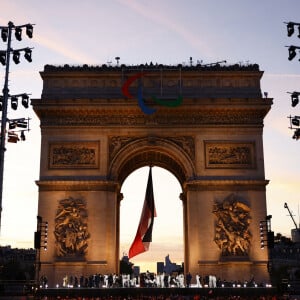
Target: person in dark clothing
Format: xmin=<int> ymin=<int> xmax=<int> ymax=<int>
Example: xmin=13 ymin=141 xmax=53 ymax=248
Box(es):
xmin=186 ymin=272 xmax=192 ymax=287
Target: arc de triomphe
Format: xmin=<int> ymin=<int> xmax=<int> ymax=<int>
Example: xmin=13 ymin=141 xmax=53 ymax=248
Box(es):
xmin=32 ymin=63 xmax=272 ymax=286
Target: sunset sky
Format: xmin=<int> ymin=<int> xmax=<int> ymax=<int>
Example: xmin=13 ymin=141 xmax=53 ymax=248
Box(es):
xmin=1 ymin=0 xmax=300 ymax=272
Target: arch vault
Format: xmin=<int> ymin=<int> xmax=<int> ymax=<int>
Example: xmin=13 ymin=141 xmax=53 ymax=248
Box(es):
xmin=32 ymin=63 xmax=272 ymax=286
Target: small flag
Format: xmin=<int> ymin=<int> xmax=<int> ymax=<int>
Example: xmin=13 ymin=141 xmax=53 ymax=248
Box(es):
xmin=129 ymin=167 xmax=157 ymax=259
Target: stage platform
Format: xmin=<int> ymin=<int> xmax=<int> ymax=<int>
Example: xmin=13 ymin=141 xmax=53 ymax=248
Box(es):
xmin=36 ymin=287 xmax=278 ymax=299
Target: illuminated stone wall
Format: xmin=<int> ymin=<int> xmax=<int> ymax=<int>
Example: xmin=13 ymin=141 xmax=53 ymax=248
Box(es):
xmin=32 ymin=63 xmax=272 ymax=286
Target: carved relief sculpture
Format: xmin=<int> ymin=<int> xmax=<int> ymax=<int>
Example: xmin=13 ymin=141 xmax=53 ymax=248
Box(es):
xmin=213 ymin=194 xmax=251 ymax=257
xmin=49 ymin=141 xmax=99 ymax=169
xmin=54 ymin=197 xmax=90 ymax=257
xmin=205 ymin=141 xmax=255 ymax=169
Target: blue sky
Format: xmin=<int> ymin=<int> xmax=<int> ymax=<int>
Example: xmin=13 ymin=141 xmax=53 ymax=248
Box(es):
xmin=1 ymin=0 xmax=300 ymax=271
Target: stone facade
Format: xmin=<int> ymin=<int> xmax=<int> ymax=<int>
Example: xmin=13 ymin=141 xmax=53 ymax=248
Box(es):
xmin=32 ymin=63 xmax=272 ymax=286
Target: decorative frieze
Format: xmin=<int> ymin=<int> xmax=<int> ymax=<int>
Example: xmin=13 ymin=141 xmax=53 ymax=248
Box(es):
xmin=41 ymin=109 xmax=267 ymax=127
xmin=168 ymin=136 xmax=195 ymax=162
xmin=49 ymin=141 xmax=99 ymax=169
xmin=109 ymin=136 xmax=134 ymax=161
xmin=109 ymin=136 xmax=195 ymax=163
xmin=205 ymin=141 xmax=256 ymax=169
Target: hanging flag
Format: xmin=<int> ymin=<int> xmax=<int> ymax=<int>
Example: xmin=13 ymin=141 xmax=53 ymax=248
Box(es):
xmin=129 ymin=167 xmax=157 ymax=259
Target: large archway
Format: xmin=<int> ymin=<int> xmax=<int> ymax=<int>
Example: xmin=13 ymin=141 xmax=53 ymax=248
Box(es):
xmin=33 ymin=63 xmax=272 ymax=286
xmin=120 ymin=166 xmax=183 ymax=273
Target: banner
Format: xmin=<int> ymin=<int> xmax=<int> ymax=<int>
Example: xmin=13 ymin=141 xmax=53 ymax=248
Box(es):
xmin=129 ymin=167 xmax=157 ymax=259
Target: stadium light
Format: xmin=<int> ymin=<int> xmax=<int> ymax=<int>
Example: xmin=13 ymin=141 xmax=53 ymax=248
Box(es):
xmin=287 ymin=22 xmax=295 ymax=37
xmin=287 ymin=46 xmax=298 ymax=61
xmin=0 ymin=21 xmax=34 ymax=231
xmin=290 ymin=91 xmax=300 ymax=107
xmin=285 ymin=21 xmax=300 ymax=37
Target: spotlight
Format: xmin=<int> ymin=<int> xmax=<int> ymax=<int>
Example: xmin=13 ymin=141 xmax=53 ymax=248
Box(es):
xmin=15 ymin=27 xmax=22 ymax=41
xmin=11 ymin=96 xmax=18 ymax=110
xmin=24 ymin=48 xmax=32 ymax=62
xmin=293 ymin=128 xmax=300 ymax=140
xmin=1 ymin=28 xmax=8 ymax=42
xmin=0 ymin=51 xmax=6 ymax=66
xmin=292 ymin=118 xmax=300 ymax=127
xmin=267 ymin=231 xmax=274 ymax=248
xmin=13 ymin=50 xmax=20 ymax=64
xmin=26 ymin=24 xmax=33 ymax=38
xmin=20 ymin=131 xmax=25 ymax=141
xmin=16 ymin=120 xmax=27 ymax=128
xmin=288 ymin=46 xmax=297 ymax=61
xmin=291 ymin=92 xmax=299 ymax=107
xmin=9 ymin=121 xmax=17 ymax=129
xmin=287 ymin=22 xmax=295 ymax=37
xmin=21 ymin=94 xmax=29 ymax=108
xmin=8 ymin=132 xmax=19 ymax=143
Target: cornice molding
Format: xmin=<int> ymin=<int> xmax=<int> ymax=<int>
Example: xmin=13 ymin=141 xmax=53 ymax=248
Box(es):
xmin=35 ymin=108 xmax=268 ymax=127
xmin=36 ymin=180 xmax=120 ymax=192
xmin=184 ymin=179 xmax=269 ymax=191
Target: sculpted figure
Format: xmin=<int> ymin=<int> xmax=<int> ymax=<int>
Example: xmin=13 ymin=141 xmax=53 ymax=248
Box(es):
xmin=54 ymin=197 xmax=90 ymax=257
xmin=213 ymin=194 xmax=251 ymax=256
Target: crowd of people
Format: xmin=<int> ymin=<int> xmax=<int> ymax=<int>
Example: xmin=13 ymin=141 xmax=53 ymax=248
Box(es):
xmin=38 ymin=297 xmax=288 ymax=300
xmin=41 ymin=272 xmax=266 ymax=289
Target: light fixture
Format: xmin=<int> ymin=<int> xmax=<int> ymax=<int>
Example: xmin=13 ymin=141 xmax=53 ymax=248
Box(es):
xmin=12 ymin=50 xmax=20 ymax=64
xmin=20 ymin=131 xmax=25 ymax=141
xmin=0 ymin=51 xmax=6 ymax=66
xmin=11 ymin=96 xmax=18 ymax=110
xmin=8 ymin=121 xmax=17 ymax=129
xmin=7 ymin=131 xmax=19 ymax=143
xmin=287 ymin=22 xmax=295 ymax=37
xmin=15 ymin=26 xmax=22 ymax=41
xmin=288 ymin=46 xmax=297 ymax=61
xmin=292 ymin=118 xmax=300 ymax=126
xmin=21 ymin=93 xmax=29 ymax=108
xmin=24 ymin=48 xmax=32 ymax=62
xmin=293 ymin=128 xmax=300 ymax=140
xmin=1 ymin=28 xmax=8 ymax=42
xmin=267 ymin=231 xmax=274 ymax=248
xmin=26 ymin=24 xmax=33 ymax=38
xmin=291 ymin=92 xmax=299 ymax=107
xmin=16 ymin=120 xmax=27 ymax=128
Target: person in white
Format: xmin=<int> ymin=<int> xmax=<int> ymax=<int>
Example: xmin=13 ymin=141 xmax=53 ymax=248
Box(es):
xmin=178 ymin=273 xmax=185 ymax=288
xmin=196 ymin=274 xmax=202 ymax=287
xmin=103 ymin=274 xmax=108 ymax=288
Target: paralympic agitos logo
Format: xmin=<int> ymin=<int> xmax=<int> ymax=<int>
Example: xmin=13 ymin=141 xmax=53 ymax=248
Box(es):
xmin=121 ymin=72 xmax=183 ymax=115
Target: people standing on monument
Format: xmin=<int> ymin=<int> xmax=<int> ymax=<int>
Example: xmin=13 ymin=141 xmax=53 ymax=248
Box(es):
xmin=185 ymin=272 xmax=192 ymax=287
xmin=62 ymin=274 xmax=68 ymax=287
xmin=178 ymin=273 xmax=185 ymax=287
xmin=196 ymin=274 xmax=202 ymax=287
xmin=163 ymin=272 xmax=169 ymax=287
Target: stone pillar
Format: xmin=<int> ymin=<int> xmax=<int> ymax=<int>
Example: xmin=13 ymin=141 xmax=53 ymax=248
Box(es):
xmin=184 ymin=180 xmax=270 ymax=284
xmin=36 ymin=180 xmax=120 ymax=287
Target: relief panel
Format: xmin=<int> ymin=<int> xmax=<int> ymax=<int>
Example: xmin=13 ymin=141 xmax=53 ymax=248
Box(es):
xmin=49 ymin=141 xmax=99 ymax=169
xmin=213 ymin=193 xmax=251 ymax=258
xmin=205 ymin=141 xmax=256 ymax=169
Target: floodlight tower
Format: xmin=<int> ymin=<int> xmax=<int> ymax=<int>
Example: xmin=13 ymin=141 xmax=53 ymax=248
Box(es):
xmin=285 ymin=21 xmax=300 ymax=140
xmin=0 ymin=21 xmax=34 ymax=231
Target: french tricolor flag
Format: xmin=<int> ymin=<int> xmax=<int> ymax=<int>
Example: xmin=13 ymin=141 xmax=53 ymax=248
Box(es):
xmin=129 ymin=167 xmax=157 ymax=259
